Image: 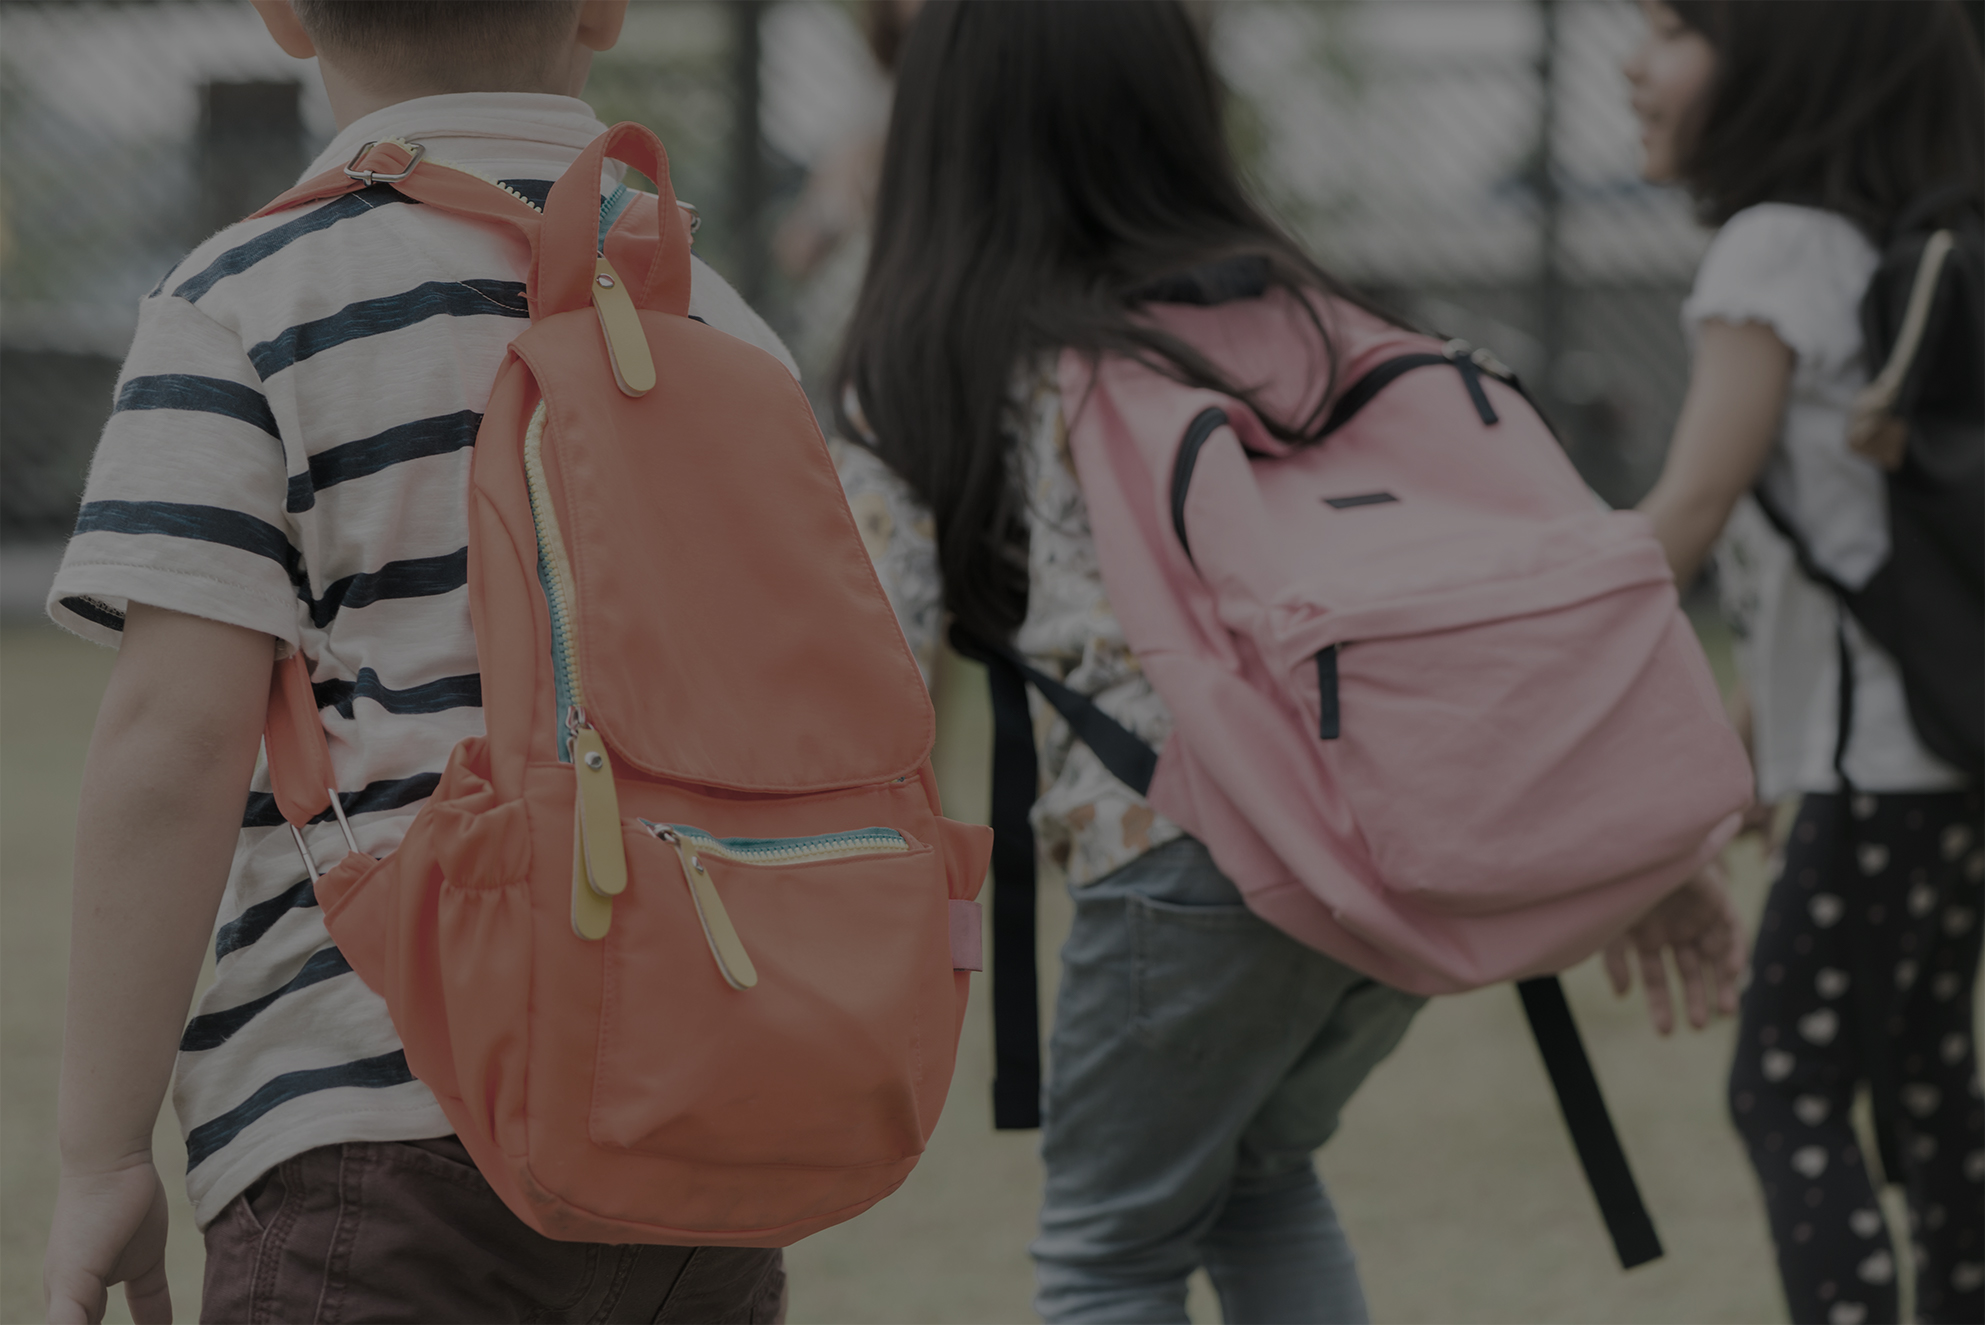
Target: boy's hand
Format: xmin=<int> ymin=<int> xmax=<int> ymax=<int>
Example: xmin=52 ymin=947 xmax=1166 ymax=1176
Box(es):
xmin=46 ymin=604 xmax=275 ymax=1325
xmin=1604 ymin=862 xmax=1747 ymax=1036
xmin=45 ymin=1159 xmax=172 ymax=1324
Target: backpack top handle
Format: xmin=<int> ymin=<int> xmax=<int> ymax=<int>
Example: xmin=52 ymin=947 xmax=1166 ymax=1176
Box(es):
xmin=538 ymin=122 xmax=691 ymax=322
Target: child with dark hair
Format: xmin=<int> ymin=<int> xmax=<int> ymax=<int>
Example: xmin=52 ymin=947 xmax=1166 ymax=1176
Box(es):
xmin=40 ymin=2 xmax=793 ymax=1320
xmin=1625 ymin=2 xmax=1983 ymax=1321
xmin=833 ymin=1 xmax=1746 ymax=1318
xmin=833 ymin=5 xmax=1422 ymax=1319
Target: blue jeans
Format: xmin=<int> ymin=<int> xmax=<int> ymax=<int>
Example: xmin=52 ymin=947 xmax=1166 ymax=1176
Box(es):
xmin=1031 ymin=838 xmax=1424 ymax=1324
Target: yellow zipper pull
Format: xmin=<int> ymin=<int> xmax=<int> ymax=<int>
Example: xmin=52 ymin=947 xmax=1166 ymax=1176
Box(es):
xmin=654 ymin=828 xmax=758 ymax=991
xmin=571 ymin=795 xmax=613 ymax=940
xmin=570 ymin=715 xmax=627 ymax=899
xmin=591 ymin=258 xmax=656 ymax=397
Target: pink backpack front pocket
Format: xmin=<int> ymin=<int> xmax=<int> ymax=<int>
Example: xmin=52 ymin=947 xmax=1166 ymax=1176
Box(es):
xmin=1289 ymin=577 xmax=1746 ymax=915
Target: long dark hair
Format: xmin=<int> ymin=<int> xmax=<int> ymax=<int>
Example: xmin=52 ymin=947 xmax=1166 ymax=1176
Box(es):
xmin=1668 ymin=0 xmax=1984 ymax=235
xmin=834 ymin=0 xmax=1387 ymax=643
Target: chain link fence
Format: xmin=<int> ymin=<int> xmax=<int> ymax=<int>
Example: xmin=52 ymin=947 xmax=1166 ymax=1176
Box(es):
xmin=1 ymin=0 xmax=1700 ymax=552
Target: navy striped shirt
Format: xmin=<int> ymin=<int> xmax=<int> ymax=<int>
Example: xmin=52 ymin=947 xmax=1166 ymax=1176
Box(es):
xmin=48 ymin=93 xmax=797 ymax=1227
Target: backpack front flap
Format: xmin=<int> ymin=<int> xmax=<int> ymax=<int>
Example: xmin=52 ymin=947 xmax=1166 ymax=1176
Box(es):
xmin=506 ymin=319 xmax=932 ymax=792
xmin=480 ymin=128 xmax=933 ymax=794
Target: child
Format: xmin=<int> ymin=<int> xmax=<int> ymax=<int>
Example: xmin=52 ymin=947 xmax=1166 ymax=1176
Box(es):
xmin=839 ymin=4 xmax=1432 ymax=1320
xmin=41 ymin=3 xmax=794 ymax=1321
xmin=1625 ymin=2 xmax=1983 ymax=1321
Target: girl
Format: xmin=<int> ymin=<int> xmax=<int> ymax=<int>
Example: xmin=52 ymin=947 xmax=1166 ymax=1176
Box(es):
xmin=829 ymin=4 xmax=1424 ymax=1320
xmin=1626 ymin=3 xmax=1983 ymax=1321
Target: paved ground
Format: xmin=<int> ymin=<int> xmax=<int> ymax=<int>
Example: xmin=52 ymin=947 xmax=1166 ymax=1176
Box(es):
xmin=0 ymin=621 xmax=1839 ymax=1322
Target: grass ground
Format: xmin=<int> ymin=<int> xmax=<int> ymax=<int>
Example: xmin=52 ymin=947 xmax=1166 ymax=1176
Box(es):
xmin=2 ymin=623 xmax=1809 ymax=1322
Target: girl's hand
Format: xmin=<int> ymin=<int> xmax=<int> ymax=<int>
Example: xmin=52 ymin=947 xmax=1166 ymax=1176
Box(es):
xmin=1604 ymin=862 xmax=1747 ymax=1036
xmin=44 ymin=1157 xmax=173 ymax=1324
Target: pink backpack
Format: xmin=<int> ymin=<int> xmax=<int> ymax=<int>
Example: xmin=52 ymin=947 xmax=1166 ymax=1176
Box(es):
xmin=962 ymin=286 xmax=1751 ymax=1267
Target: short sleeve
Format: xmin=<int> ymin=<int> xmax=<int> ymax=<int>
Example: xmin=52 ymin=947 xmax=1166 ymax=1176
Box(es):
xmin=1681 ymin=204 xmax=1880 ymax=379
xmin=47 ymin=293 xmax=301 ymax=650
xmin=832 ymin=437 xmax=942 ymax=688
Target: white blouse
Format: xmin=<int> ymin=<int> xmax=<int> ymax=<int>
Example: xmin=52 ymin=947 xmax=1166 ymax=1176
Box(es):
xmin=1688 ymin=203 xmax=1964 ymax=798
xmin=834 ymin=365 xmax=1184 ymax=887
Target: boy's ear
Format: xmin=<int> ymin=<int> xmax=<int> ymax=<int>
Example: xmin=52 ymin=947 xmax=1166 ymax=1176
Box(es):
xmin=576 ymin=0 xmax=630 ymax=54
xmin=251 ymin=0 xmax=317 ymax=59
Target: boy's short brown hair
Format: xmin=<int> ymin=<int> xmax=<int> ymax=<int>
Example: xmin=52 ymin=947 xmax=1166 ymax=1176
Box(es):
xmin=292 ymin=1 xmax=584 ymax=92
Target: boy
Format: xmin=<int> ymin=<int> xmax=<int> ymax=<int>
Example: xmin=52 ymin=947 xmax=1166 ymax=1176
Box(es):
xmin=42 ymin=3 xmax=795 ymax=1320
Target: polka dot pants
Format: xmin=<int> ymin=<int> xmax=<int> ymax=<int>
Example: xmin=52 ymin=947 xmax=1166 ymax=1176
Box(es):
xmin=1729 ymin=791 xmax=1984 ymax=1325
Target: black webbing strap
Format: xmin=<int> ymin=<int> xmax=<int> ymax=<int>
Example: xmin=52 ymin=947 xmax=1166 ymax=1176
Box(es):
xmin=950 ymin=626 xmax=1046 ymax=1129
xmin=1517 ymin=976 xmax=1664 ymax=1268
xmin=952 ymin=626 xmax=1159 ymax=797
xmin=950 ymin=625 xmax=1162 ymax=1132
xmin=1748 ymin=487 xmax=1910 ymax=1179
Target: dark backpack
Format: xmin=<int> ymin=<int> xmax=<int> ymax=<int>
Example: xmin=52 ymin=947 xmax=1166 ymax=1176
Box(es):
xmin=1757 ymin=195 xmax=1983 ymax=784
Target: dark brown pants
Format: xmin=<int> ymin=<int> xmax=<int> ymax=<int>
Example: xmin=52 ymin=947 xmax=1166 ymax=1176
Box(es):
xmin=201 ymin=1137 xmax=787 ymax=1324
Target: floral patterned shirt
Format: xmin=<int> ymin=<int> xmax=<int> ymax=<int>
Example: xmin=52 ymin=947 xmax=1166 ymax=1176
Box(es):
xmin=833 ymin=367 xmax=1184 ymax=885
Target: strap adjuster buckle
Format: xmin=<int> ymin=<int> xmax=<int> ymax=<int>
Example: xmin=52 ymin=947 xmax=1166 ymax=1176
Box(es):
xmin=343 ymin=140 xmax=425 ymax=185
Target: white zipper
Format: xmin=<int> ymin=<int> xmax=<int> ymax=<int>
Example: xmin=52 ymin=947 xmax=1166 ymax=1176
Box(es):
xmin=639 ymin=823 xmax=912 ymax=990
xmin=642 ymin=822 xmax=912 ymax=867
xmin=526 ymin=402 xmax=628 ymax=937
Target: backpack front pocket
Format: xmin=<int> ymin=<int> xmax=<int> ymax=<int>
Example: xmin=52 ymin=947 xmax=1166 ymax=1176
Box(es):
xmin=589 ymin=821 xmax=950 ymax=1168
xmin=1296 ymin=583 xmax=1739 ymax=913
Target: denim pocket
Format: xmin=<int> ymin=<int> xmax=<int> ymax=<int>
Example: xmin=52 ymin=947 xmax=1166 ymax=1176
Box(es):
xmin=1127 ymin=893 xmax=1302 ymax=1061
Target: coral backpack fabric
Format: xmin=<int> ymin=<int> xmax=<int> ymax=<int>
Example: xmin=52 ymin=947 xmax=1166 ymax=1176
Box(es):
xmin=257 ymin=126 xmax=991 ymax=1246
xmin=1058 ymin=291 xmax=1752 ymax=995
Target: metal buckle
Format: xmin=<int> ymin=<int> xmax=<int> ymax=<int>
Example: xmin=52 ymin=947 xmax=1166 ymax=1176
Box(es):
xmin=676 ymin=201 xmax=701 ymax=236
xmin=343 ymin=140 xmax=425 ymax=186
xmin=289 ymin=785 xmax=362 ymax=883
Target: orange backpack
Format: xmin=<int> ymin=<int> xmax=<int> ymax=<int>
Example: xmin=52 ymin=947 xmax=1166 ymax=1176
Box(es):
xmin=256 ymin=125 xmax=992 ymax=1246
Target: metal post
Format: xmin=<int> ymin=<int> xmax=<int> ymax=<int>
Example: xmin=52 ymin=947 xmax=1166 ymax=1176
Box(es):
xmin=729 ymin=0 xmax=768 ymax=305
xmin=1533 ymin=0 xmax=1564 ymax=419
xmin=199 ymin=81 xmax=305 ymax=235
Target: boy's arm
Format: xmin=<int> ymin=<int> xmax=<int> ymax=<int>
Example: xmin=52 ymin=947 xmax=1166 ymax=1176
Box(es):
xmin=45 ymin=605 xmax=274 ymax=1325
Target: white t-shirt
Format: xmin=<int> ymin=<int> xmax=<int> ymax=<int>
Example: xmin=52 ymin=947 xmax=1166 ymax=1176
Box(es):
xmin=1687 ymin=203 xmax=1964 ymax=799
xmin=48 ymin=92 xmax=796 ymax=1226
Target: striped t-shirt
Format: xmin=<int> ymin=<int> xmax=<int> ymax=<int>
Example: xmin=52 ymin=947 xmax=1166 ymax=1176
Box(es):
xmin=48 ymin=92 xmax=798 ymax=1227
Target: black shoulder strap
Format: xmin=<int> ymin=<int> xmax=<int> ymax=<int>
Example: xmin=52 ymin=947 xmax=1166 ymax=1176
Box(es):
xmin=949 ymin=620 xmax=1663 ymax=1269
xmin=1748 ymin=495 xmax=1911 ymax=1173
xmin=1517 ymin=976 xmax=1664 ymax=1267
xmin=952 ymin=629 xmax=1158 ymax=796
xmin=947 ymin=625 xmax=1046 ymax=1129
xmin=1748 ymin=485 xmax=1863 ymax=790
xmin=1749 ymin=482 xmax=1848 ymax=595
xmin=946 ymin=625 xmax=1158 ymax=1130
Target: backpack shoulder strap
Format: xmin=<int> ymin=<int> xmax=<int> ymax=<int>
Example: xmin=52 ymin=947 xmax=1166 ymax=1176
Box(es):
xmin=263 ymin=650 xmax=359 ymax=881
xmin=950 ymin=627 xmax=1158 ymax=795
xmin=253 ymin=139 xmax=544 ymax=229
xmin=252 ymin=129 xmax=695 ymax=323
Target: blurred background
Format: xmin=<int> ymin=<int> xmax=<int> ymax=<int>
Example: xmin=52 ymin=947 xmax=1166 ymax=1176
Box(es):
xmin=0 ymin=1 xmax=1913 ymax=1321
xmin=1 ymin=0 xmax=1708 ymax=560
